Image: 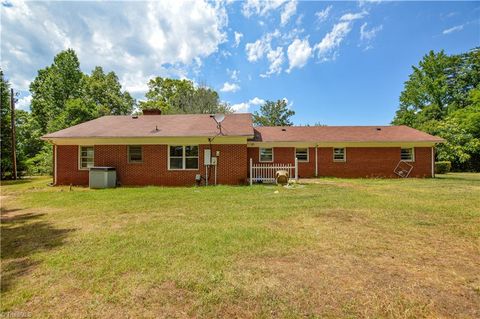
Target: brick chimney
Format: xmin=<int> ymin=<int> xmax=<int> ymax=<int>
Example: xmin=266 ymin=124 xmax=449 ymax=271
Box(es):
xmin=142 ymin=109 xmax=162 ymax=115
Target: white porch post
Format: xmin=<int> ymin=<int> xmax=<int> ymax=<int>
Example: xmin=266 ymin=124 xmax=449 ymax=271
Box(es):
xmin=249 ymin=158 xmax=253 ymax=186
xmin=295 ymin=157 xmax=298 ymax=182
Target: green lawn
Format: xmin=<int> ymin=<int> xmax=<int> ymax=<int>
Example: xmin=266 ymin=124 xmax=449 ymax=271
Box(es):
xmin=1 ymin=174 xmax=479 ymax=318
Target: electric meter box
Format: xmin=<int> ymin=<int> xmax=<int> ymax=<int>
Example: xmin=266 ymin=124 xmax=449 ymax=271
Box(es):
xmin=204 ymin=149 xmax=211 ymax=165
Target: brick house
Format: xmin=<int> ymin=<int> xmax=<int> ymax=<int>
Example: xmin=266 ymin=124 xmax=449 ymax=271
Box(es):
xmin=41 ymin=112 xmax=444 ymax=186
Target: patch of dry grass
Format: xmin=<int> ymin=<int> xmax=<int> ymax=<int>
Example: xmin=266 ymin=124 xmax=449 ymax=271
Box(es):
xmin=1 ymin=174 xmax=479 ymax=318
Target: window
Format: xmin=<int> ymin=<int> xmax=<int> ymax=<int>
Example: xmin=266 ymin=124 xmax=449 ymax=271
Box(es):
xmin=333 ymin=148 xmax=346 ymax=162
xmin=169 ymin=145 xmax=199 ymax=170
xmin=128 ymin=146 xmax=143 ymax=163
xmin=259 ymin=148 xmax=273 ymax=162
xmin=401 ymin=148 xmax=414 ymax=162
xmin=295 ymin=148 xmax=309 ymax=162
xmin=79 ymin=146 xmax=94 ymax=170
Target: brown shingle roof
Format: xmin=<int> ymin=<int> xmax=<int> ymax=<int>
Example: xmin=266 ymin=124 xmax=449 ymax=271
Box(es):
xmin=42 ymin=114 xmax=254 ymax=139
xmin=252 ymin=126 xmax=445 ymax=143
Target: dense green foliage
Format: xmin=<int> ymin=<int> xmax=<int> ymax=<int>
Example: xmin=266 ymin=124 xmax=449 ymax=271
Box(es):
xmin=140 ymin=77 xmax=231 ymax=114
xmin=30 ymin=50 xmax=135 ymax=135
xmin=253 ymin=99 xmax=295 ymax=126
xmin=392 ymin=48 xmax=480 ymax=171
xmin=435 ymin=161 xmax=452 ymax=174
xmin=2 ymin=50 xmax=135 ymax=178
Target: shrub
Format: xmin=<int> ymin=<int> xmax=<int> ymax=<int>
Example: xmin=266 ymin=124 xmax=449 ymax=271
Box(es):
xmin=25 ymin=146 xmax=53 ymax=176
xmin=435 ymin=161 xmax=452 ymax=174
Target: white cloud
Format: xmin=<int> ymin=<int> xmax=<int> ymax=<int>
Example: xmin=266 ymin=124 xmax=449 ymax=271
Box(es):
xmin=313 ymin=11 xmax=367 ymax=61
xmin=245 ymin=29 xmax=281 ymax=62
xmin=360 ymin=23 xmax=383 ymax=41
xmin=231 ymin=97 xmax=266 ymax=113
xmin=442 ymin=25 xmax=464 ymax=35
xmin=220 ymin=82 xmax=240 ymax=92
xmin=16 ymin=94 xmax=32 ymax=111
xmin=242 ymin=0 xmax=287 ymax=18
xmin=340 ymin=11 xmax=368 ymax=22
xmin=287 ymin=38 xmax=312 ymax=72
xmin=263 ymin=47 xmax=285 ymax=76
xmin=315 ymin=5 xmax=332 ymax=23
xmin=280 ymin=1 xmax=297 ymax=26
xmin=231 ymin=102 xmax=250 ymax=112
xmin=246 ymin=39 xmax=269 ymax=62
xmin=228 ymin=69 xmax=239 ymax=81
xmin=314 ymin=21 xmax=351 ymax=60
xmin=1 ymin=0 xmax=228 ymax=96
xmin=233 ymin=31 xmax=243 ymax=47
xmin=358 ymin=0 xmax=383 ymax=8
xmin=250 ymin=97 xmax=266 ymax=105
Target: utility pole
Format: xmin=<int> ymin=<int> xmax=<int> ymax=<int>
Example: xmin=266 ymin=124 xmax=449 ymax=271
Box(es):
xmin=10 ymin=88 xmax=17 ymax=180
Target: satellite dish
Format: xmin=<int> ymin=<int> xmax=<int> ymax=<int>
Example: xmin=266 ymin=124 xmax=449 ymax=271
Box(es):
xmin=213 ymin=113 xmax=225 ymax=123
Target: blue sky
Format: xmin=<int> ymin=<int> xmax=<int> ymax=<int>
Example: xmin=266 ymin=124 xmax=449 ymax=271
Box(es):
xmin=1 ymin=1 xmax=479 ymax=125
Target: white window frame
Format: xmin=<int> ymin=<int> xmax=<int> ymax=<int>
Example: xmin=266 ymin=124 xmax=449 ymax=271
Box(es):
xmin=401 ymin=147 xmax=415 ymax=162
xmin=259 ymin=148 xmax=274 ymax=162
xmin=333 ymin=148 xmax=346 ymax=162
xmin=127 ymin=145 xmax=143 ymax=163
xmin=295 ymin=147 xmax=309 ymax=162
xmin=168 ymin=145 xmax=199 ymax=170
xmin=78 ymin=145 xmax=94 ymax=170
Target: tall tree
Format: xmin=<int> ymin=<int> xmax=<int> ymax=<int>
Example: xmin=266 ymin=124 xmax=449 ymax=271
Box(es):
xmin=30 ymin=49 xmax=83 ymax=133
xmin=140 ymin=77 xmax=231 ymax=114
xmin=253 ymin=99 xmax=295 ymax=126
xmin=83 ymin=66 xmax=135 ymax=116
xmin=30 ymin=50 xmax=135 ymax=134
xmin=392 ymin=48 xmax=480 ymax=170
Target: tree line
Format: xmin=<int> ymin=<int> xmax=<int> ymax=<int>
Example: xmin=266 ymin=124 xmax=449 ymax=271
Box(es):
xmin=392 ymin=48 xmax=480 ymax=171
xmin=1 ymin=47 xmax=478 ymax=178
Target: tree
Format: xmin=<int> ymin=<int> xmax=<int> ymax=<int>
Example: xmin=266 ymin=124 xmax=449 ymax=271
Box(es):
xmin=15 ymin=110 xmax=44 ymax=162
xmin=0 ymin=70 xmax=14 ymax=179
xmin=392 ymin=48 xmax=480 ymax=171
xmin=253 ymin=99 xmax=295 ymax=126
xmin=83 ymin=66 xmax=135 ymax=116
xmin=48 ymin=98 xmax=98 ymax=133
xmin=140 ymin=77 xmax=195 ymax=113
xmin=30 ymin=50 xmax=135 ymax=134
xmin=140 ymin=77 xmax=231 ymax=114
xmin=30 ymin=49 xmax=83 ymax=134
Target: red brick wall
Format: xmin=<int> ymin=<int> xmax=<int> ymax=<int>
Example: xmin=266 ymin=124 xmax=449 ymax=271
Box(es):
xmin=56 ymin=145 xmax=89 ymax=185
xmin=247 ymin=146 xmax=433 ymax=178
xmin=55 ymin=144 xmax=248 ymax=186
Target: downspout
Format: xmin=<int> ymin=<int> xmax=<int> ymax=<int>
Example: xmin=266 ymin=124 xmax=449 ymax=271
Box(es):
xmin=315 ymin=145 xmax=318 ymax=177
xmin=54 ymin=144 xmax=58 ymax=185
xmin=431 ymin=146 xmax=435 ymax=178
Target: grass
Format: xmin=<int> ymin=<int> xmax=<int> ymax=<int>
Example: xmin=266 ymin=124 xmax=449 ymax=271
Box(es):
xmin=1 ymin=174 xmax=479 ymax=318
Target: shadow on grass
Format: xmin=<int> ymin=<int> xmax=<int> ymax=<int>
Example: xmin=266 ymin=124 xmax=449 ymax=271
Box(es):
xmin=0 ymin=208 xmax=75 ymax=293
